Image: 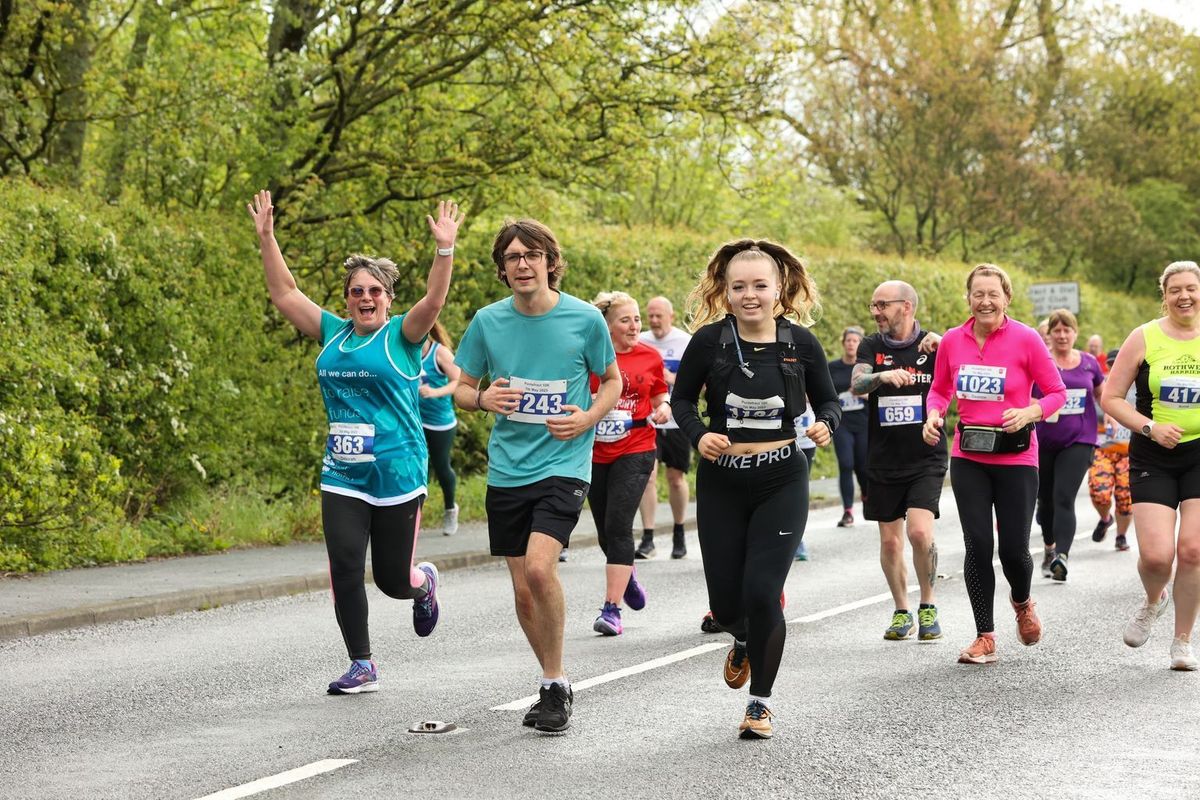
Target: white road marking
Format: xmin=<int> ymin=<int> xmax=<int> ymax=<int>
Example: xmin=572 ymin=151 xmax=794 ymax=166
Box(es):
xmin=193 ymin=759 xmax=357 ymax=800
xmin=491 ymin=587 xmax=915 ymax=712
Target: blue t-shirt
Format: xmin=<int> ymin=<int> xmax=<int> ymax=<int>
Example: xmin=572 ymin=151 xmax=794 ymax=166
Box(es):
xmin=419 ymin=341 xmax=458 ymax=431
xmin=455 ymin=292 xmax=616 ymax=487
xmin=316 ymin=311 xmax=427 ymax=505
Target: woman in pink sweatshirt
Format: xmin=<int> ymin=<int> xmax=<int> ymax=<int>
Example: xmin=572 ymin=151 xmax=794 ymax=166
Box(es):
xmin=922 ymin=264 xmax=1067 ymax=665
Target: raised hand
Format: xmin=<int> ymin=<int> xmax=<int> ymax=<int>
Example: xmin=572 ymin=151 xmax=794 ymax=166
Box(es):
xmin=246 ymin=190 xmax=274 ymax=240
xmin=426 ymin=201 xmax=465 ymax=249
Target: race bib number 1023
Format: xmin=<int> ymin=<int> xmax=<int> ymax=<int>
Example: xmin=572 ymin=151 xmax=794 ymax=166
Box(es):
xmin=956 ymin=364 xmax=1006 ymax=402
xmin=509 ymin=376 xmax=569 ymax=424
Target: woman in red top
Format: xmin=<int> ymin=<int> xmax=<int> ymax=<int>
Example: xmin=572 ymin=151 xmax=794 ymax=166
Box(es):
xmin=588 ymin=291 xmax=671 ymax=636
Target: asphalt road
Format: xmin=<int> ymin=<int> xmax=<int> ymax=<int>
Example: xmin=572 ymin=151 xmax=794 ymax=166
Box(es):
xmin=2 ymin=489 xmax=1197 ymax=800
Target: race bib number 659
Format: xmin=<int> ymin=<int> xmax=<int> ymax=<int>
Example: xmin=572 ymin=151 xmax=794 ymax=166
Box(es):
xmin=509 ymin=376 xmax=569 ymax=424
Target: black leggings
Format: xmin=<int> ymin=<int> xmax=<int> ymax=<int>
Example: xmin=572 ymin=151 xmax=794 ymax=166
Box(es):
xmin=588 ymin=451 xmax=655 ymax=565
xmin=697 ymin=444 xmax=808 ymax=698
xmin=833 ymin=418 xmax=869 ymax=508
xmin=1037 ymin=443 xmax=1094 ymax=556
xmin=950 ymin=458 xmax=1036 ymax=635
xmin=321 ymin=491 xmax=426 ymax=660
xmin=423 ymin=426 xmax=457 ymax=509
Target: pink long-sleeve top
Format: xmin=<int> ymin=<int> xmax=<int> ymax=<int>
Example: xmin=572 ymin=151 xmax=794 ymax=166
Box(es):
xmin=927 ymin=315 xmax=1067 ymax=467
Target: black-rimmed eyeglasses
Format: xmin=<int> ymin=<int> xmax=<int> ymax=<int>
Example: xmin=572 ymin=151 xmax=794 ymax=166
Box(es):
xmin=868 ymin=299 xmax=905 ymax=312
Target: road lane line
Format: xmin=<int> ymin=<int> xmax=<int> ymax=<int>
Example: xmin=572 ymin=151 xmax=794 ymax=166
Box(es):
xmin=193 ymin=759 xmax=357 ymax=800
xmin=491 ymin=587 xmax=914 ymax=712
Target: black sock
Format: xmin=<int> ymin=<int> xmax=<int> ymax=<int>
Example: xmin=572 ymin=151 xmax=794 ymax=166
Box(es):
xmin=896 ymin=608 xmax=909 ymax=615
xmin=642 ymin=528 xmax=654 ymax=541
xmin=919 ymin=603 xmax=935 ymax=610
xmin=673 ymin=523 xmax=684 ymax=536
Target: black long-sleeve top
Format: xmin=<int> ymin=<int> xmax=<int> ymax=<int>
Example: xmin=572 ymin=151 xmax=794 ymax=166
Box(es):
xmin=671 ymin=317 xmax=842 ymax=447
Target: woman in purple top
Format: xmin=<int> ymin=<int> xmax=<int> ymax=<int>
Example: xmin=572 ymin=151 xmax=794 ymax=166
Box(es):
xmin=1035 ymin=309 xmax=1105 ymax=582
xmin=923 ymin=264 xmax=1067 ymax=665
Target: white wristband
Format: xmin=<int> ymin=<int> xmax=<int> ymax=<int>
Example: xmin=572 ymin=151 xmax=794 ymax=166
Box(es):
xmin=436 ymin=246 xmax=454 ymax=257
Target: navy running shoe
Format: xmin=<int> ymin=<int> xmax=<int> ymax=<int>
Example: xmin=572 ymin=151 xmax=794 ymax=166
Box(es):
xmin=413 ymin=562 xmax=440 ymax=637
xmin=327 ymin=660 xmax=378 ymax=694
xmin=623 ymin=568 xmax=646 ymax=611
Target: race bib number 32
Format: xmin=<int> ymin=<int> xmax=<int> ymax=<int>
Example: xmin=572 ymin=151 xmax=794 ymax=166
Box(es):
xmin=327 ymin=422 xmax=376 ymax=463
xmin=956 ymin=364 xmax=1006 ymax=402
xmin=1058 ymin=387 xmax=1089 ymax=416
xmin=509 ymin=376 xmax=568 ymax=424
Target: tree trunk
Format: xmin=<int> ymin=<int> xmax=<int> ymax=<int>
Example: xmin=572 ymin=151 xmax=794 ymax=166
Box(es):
xmin=47 ymin=0 xmax=92 ymax=183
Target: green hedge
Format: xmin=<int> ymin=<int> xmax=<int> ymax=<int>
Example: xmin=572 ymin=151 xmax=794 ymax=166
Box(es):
xmin=0 ymin=180 xmax=1161 ymax=571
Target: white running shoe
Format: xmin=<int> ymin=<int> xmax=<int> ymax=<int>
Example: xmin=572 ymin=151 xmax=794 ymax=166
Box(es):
xmin=1170 ymin=636 xmax=1198 ymax=671
xmin=442 ymin=505 xmax=459 ymax=536
xmin=1123 ymin=589 xmax=1170 ymax=648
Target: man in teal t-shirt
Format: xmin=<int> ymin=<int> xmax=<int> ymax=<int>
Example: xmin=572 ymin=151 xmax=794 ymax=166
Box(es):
xmin=455 ymin=218 xmax=619 ymax=735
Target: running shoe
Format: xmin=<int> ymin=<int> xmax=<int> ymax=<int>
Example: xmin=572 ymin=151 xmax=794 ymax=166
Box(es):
xmin=593 ymin=602 xmax=623 ymax=636
xmin=701 ymin=611 xmax=721 ymax=634
xmin=957 ymin=635 xmax=997 ymax=664
xmin=534 ymin=683 xmax=573 ymax=734
xmin=671 ymin=531 xmax=687 ymax=559
xmin=1170 ymin=635 xmax=1198 ymax=671
xmin=1092 ymin=515 xmax=1113 ymax=542
xmin=780 ymin=590 xmax=787 ymax=612
xmin=837 ymin=510 xmax=854 ymax=528
xmin=413 ymin=562 xmax=440 ymax=637
xmin=884 ymin=611 xmax=915 ymax=640
xmin=1041 ymin=547 xmax=1055 ymax=578
xmin=724 ymin=642 xmax=750 ymax=689
xmin=634 ymin=535 xmax=655 ymax=559
xmin=738 ymin=700 xmax=774 ymax=739
xmin=794 ymin=540 xmax=809 ymax=561
xmin=441 ymin=505 xmax=459 ymax=536
xmin=1012 ymin=596 xmax=1042 ymax=645
xmin=327 ymin=660 xmax=379 ymax=694
xmin=558 ymin=549 xmax=568 ymax=563
xmin=623 ymin=568 xmax=646 ymax=611
xmin=1050 ymin=553 xmax=1069 ymax=582
xmin=918 ymin=606 xmax=943 ymax=640
xmin=1123 ymin=589 xmax=1170 ymax=648
xmin=1115 ymin=534 xmax=1130 ymax=551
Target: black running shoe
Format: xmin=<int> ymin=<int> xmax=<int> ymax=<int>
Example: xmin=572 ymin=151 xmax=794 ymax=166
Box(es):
xmin=1041 ymin=548 xmax=1055 ymax=578
xmin=522 ymin=698 xmax=542 ymax=727
xmin=634 ymin=535 xmax=655 ymax=560
xmin=1092 ymin=516 xmax=1113 ymax=542
xmin=671 ymin=532 xmax=687 ymax=559
xmin=700 ymin=611 xmax=721 ymax=634
xmin=836 ymin=510 xmax=854 ymax=528
xmin=534 ymin=683 xmax=573 ymax=734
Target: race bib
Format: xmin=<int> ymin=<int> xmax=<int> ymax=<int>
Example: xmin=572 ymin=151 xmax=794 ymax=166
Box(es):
xmin=595 ymin=409 xmax=633 ymax=443
xmin=726 ymin=393 xmax=784 ymax=430
xmin=878 ymin=395 xmax=924 ymax=427
xmin=956 ymin=364 xmax=1006 ymax=402
xmin=1105 ymin=419 xmax=1132 ymax=444
xmin=509 ymin=376 xmax=568 ymax=424
xmin=1159 ymin=377 xmax=1200 ymax=409
xmin=327 ymin=422 xmax=376 ymax=463
xmin=838 ymin=391 xmax=865 ymax=412
xmin=1055 ymin=388 xmax=1088 ymax=417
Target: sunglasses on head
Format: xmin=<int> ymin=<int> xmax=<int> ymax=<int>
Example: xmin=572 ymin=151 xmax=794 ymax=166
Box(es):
xmin=349 ymin=286 xmax=386 ymax=298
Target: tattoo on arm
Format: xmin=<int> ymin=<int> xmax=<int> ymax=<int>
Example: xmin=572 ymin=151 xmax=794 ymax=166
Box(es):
xmin=851 ymin=363 xmax=883 ymax=395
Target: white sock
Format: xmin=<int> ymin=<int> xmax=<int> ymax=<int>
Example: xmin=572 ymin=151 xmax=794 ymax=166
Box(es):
xmin=541 ymin=677 xmax=570 ymax=690
xmin=749 ymin=694 xmax=771 ymax=708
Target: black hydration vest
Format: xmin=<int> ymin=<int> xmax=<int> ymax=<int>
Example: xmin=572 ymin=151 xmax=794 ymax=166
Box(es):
xmin=715 ymin=315 xmax=807 ymax=420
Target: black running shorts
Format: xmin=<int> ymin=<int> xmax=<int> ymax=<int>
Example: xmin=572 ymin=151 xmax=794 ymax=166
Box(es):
xmin=863 ymin=470 xmax=946 ymax=522
xmin=485 ymin=476 xmax=589 ymax=556
xmin=655 ymin=427 xmax=692 ymax=472
xmin=1130 ymin=438 xmax=1200 ymax=509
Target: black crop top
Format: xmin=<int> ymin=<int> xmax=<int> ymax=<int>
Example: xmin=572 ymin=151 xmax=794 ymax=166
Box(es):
xmin=671 ymin=317 xmax=842 ymax=446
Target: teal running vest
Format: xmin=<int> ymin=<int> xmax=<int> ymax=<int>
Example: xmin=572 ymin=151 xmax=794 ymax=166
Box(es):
xmin=316 ymin=311 xmax=428 ymax=505
xmin=419 ymin=341 xmax=458 ymax=431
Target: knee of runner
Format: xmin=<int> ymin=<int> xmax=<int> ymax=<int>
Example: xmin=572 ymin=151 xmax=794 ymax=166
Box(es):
xmin=906 ymin=527 xmax=934 ymax=548
xmin=1176 ymin=542 xmax=1200 ymax=569
xmin=374 ymin=573 xmax=419 ymax=600
xmin=524 ymin=559 xmax=560 ymax=594
xmin=880 ymin=533 xmax=905 ymax=558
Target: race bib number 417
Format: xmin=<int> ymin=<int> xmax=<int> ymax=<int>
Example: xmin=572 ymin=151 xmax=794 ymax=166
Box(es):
xmin=1159 ymin=377 xmax=1200 ymax=409
xmin=956 ymin=364 xmax=1006 ymax=402
xmin=509 ymin=376 xmax=569 ymax=424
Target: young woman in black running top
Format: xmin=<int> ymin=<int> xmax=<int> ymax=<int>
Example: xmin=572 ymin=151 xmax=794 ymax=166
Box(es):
xmin=672 ymin=240 xmax=840 ymax=740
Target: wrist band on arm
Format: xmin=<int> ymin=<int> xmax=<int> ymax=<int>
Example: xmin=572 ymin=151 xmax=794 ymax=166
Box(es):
xmin=476 ymin=387 xmax=484 ymax=412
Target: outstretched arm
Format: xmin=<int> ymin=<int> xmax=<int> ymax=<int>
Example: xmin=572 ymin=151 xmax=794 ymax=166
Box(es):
xmin=403 ymin=201 xmax=465 ymax=344
xmin=247 ymin=190 xmax=322 ymax=340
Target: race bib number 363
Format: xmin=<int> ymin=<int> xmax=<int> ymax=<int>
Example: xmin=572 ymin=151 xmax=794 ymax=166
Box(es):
xmin=509 ymin=376 xmax=569 ymax=424
xmin=956 ymin=364 xmax=1006 ymax=402
xmin=328 ymin=422 xmax=376 ymax=463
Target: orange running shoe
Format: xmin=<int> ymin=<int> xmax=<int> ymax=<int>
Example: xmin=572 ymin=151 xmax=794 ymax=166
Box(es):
xmin=723 ymin=642 xmax=750 ymax=689
xmin=1012 ymin=596 xmax=1042 ymax=645
xmin=957 ymin=635 xmax=998 ymax=664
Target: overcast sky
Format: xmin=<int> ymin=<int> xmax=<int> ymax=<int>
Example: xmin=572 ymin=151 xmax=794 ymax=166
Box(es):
xmin=1112 ymin=0 xmax=1200 ymax=31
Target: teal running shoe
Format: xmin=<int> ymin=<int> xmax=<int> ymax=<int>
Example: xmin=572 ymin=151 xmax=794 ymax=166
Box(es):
xmin=883 ymin=610 xmax=915 ymax=640
xmin=917 ymin=606 xmax=943 ymax=640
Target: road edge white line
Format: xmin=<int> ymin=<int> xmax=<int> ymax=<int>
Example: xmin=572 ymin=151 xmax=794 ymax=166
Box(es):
xmin=193 ymin=758 xmax=357 ymax=800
